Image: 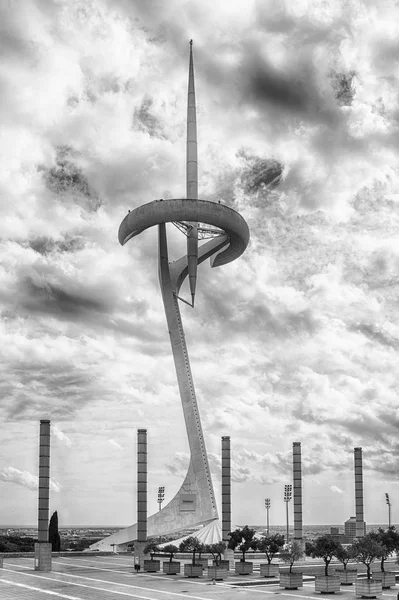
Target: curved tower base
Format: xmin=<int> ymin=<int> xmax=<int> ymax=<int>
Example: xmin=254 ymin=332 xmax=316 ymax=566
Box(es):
xmin=90 ymin=230 xmax=233 ymax=551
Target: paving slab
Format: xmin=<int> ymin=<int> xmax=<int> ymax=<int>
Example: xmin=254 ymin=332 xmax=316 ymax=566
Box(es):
xmin=1 ymin=556 xmax=398 ymax=600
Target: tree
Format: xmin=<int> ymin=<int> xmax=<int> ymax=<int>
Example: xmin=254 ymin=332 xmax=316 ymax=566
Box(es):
xmin=305 ymin=535 xmax=341 ymax=576
xmin=352 ymin=534 xmax=384 ymax=579
xmin=205 ymin=542 xmax=226 ymax=566
xmin=369 ymin=527 xmax=399 ymax=572
xmin=228 ymin=525 xmax=257 ymax=562
xmin=144 ymin=541 xmax=159 ymax=561
xmin=280 ymin=541 xmax=303 ymax=573
xmin=335 ymin=543 xmax=356 ymax=570
xmin=162 ymin=544 xmax=179 ymax=563
xmin=257 ymin=533 xmax=285 ymax=564
xmin=48 ymin=511 xmax=61 ymax=552
xmin=69 ymin=537 xmax=100 ymax=551
xmin=179 ymin=536 xmax=204 ymax=565
xmin=0 ymin=536 xmax=35 ymax=552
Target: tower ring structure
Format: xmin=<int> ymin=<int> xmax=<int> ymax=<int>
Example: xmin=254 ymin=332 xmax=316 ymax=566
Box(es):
xmin=119 ymin=198 xmax=249 ymax=266
xmin=91 ymin=42 xmax=249 ymax=551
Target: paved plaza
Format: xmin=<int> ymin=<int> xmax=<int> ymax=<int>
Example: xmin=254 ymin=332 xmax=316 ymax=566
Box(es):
xmin=1 ymin=555 xmax=398 ymax=600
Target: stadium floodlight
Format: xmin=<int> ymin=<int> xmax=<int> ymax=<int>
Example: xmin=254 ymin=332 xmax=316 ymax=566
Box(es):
xmin=284 ymin=485 xmax=292 ymax=544
xmin=385 ymin=493 xmax=391 ymax=528
xmin=265 ymin=498 xmax=271 ymax=535
xmin=158 ymin=486 xmax=165 ymax=512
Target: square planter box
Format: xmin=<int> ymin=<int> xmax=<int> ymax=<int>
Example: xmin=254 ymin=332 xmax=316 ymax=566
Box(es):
xmin=315 ymin=575 xmax=341 ymax=593
xmin=235 ymin=561 xmax=253 ymax=575
xmin=336 ymin=568 xmax=357 ymax=585
xmin=260 ymin=563 xmax=279 ymax=577
xmin=371 ymin=572 xmax=396 ymax=589
xmin=162 ymin=561 xmax=180 ymax=575
xmin=143 ymin=560 xmax=160 ymax=572
xmin=355 ymin=578 xmax=383 ymax=598
xmin=184 ymin=564 xmax=203 ymax=578
xmin=208 ymin=566 xmax=228 ymax=581
xmin=213 ymin=559 xmax=230 ymax=571
xmin=279 ymin=572 xmax=303 ymax=589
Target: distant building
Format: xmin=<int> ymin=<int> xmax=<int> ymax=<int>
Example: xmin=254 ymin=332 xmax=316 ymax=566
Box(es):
xmin=330 ymin=527 xmax=339 ymax=535
xmin=329 ymin=526 xmax=346 ymax=543
xmin=345 ymin=517 xmax=357 ymax=538
xmin=345 ymin=516 xmax=366 ymax=539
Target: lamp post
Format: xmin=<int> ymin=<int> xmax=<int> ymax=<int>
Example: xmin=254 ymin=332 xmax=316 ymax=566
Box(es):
xmin=158 ymin=486 xmax=165 ymax=511
xmin=265 ymin=498 xmax=271 ymax=535
xmin=385 ymin=493 xmax=391 ymax=528
xmin=284 ymin=484 xmax=292 ymax=545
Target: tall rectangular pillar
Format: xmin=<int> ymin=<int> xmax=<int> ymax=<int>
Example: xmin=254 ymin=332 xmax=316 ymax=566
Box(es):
xmin=221 ymin=436 xmax=231 ymax=542
xmin=354 ymin=447 xmax=365 ymax=538
xmin=136 ymin=429 xmax=147 ymax=568
xmin=293 ymin=442 xmax=303 ymax=545
xmin=35 ymin=419 xmax=52 ymax=571
xmin=221 ymin=436 xmax=234 ymax=568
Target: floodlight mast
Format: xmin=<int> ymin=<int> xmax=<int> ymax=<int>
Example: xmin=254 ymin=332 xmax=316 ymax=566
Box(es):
xmin=158 ymin=486 xmax=165 ymax=512
xmin=284 ymin=484 xmax=292 ymax=545
xmin=265 ymin=498 xmax=271 ymax=535
xmin=385 ymin=493 xmax=391 ymax=528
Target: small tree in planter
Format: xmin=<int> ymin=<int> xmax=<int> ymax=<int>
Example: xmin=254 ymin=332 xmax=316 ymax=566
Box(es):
xmin=352 ymin=535 xmax=384 ymax=599
xmin=228 ymin=525 xmax=257 ymax=575
xmin=257 ymin=533 xmax=285 ymax=577
xmin=206 ymin=542 xmax=228 ymax=580
xmin=206 ymin=542 xmax=227 ymax=567
xmin=162 ymin=544 xmax=180 ymax=575
xmin=369 ymin=527 xmax=399 ymax=588
xmin=335 ymin=543 xmax=357 ymax=585
xmin=279 ymin=541 xmax=304 ymax=589
xmin=179 ymin=536 xmax=202 ymax=565
xmin=305 ymin=535 xmax=341 ymax=593
xmin=143 ymin=541 xmax=160 ymax=572
xmin=179 ymin=537 xmax=204 ymax=577
xmin=196 ymin=541 xmax=207 ymax=569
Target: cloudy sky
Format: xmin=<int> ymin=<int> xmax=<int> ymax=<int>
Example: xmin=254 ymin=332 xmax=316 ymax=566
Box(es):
xmin=1 ymin=0 xmax=399 ymax=530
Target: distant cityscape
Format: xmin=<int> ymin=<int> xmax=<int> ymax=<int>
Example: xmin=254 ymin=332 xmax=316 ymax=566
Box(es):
xmin=0 ymin=522 xmax=392 ymax=541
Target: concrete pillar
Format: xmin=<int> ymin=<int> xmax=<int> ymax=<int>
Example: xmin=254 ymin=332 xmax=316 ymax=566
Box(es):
xmin=293 ymin=442 xmax=303 ymax=546
xmin=35 ymin=419 xmax=52 ymax=571
xmin=354 ymin=447 xmax=365 ymax=538
xmin=221 ymin=436 xmax=234 ymax=568
xmin=135 ymin=429 xmax=147 ymax=569
xmin=221 ymin=436 xmax=231 ymax=541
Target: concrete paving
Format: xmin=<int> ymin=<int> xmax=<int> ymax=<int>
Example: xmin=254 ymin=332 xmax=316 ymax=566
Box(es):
xmin=1 ymin=555 xmax=398 ymax=600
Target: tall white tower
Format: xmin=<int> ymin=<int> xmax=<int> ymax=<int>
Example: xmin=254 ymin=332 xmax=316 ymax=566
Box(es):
xmin=91 ymin=42 xmax=249 ymax=551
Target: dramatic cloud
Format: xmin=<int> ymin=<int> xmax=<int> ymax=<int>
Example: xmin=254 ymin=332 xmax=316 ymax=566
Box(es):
xmin=108 ymin=439 xmax=123 ymax=450
xmin=52 ymin=425 xmax=72 ymax=447
xmin=1 ymin=0 xmax=399 ymax=526
xmin=0 ymin=467 xmax=61 ymax=493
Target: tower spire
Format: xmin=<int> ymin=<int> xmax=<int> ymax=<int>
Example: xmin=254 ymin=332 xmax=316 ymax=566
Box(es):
xmin=187 ymin=39 xmax=198 ymax=199
xmin=186 ymin=39 xmax=199 ymax=306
